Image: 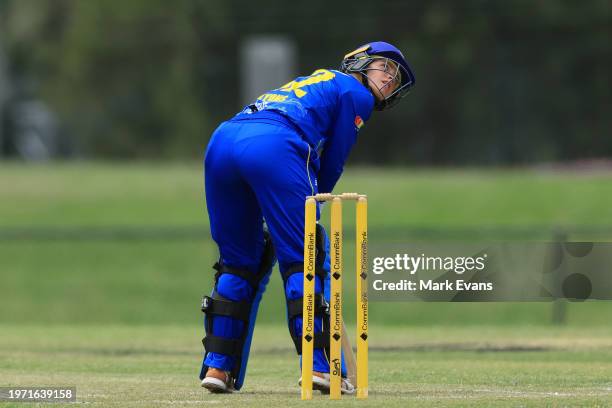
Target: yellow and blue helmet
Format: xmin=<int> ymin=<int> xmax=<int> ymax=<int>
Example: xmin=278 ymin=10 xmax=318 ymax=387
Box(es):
xmin=340 ymin=41 xmax=415 ymax=110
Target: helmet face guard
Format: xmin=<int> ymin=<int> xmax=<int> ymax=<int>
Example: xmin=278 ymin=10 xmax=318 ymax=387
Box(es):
xmin=340 ymin=42 xmax=415 ymax=111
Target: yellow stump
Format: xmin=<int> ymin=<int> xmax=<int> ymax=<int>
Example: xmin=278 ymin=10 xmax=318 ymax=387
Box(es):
xmin=329 ymin=197 xmax=343 ymax=399
xmin=301 ymin=197 xmax=317 ymax=400
xmin=356 ymin=196 xmax=368 ymax=399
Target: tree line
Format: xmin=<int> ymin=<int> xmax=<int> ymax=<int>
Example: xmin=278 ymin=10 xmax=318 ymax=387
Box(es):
xmin=1 ymin=0 xmax=609 ymax=164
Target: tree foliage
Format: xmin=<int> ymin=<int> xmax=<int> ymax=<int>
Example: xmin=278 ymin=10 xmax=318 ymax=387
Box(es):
xmin=2 ymin=0 xmax=610 ymax=163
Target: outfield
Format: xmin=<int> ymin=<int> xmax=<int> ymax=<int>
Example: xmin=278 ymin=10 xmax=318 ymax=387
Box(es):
xmin=1 ymin=163 xmax=611 ymax=406
xmin=1 ymin=324 xmax=611 ymax=407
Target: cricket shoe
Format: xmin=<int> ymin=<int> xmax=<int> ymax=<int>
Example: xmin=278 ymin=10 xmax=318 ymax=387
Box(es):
xmin=201 ymin=368 xmax=234 ymax=393
xmin=298 ymin=371 xmax=356 ymax=395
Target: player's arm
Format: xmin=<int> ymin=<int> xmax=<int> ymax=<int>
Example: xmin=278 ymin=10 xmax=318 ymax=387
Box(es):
xmin=317 ymin=90 xmax=373 ymax=194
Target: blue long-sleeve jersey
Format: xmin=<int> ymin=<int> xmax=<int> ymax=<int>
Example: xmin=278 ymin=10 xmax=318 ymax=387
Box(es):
xmin=203 ymin=69 xmax=374 ymax=382
xmin=237 ymin=69 xmax=374 ymax=193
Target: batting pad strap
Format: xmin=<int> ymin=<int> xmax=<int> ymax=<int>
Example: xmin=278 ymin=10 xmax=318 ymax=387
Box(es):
xmin=202 ymin=335 xmax=242 ymax=357
xmin=286 ymin=293 xmax=329 ymax=321
xmin=287 ymin=293 xmax=330 ymax=355
xmin=281 ymin=263 xmax=327 ymax=286
xmin=201 ymin=295 xmax=251 ymax=322
xmin=213 ymin=262 xmax=260 ymax=289
xmin=291 ymin=331 xmax=330 ymax=355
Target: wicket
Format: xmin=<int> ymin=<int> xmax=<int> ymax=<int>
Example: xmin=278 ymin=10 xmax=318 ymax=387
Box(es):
xmin=301 ymin=193 xmax=368 ymax=400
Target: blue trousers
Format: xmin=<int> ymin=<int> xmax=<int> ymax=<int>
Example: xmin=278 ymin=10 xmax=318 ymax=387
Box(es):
xmin=203 ymin=115 xmax=341 ymax=376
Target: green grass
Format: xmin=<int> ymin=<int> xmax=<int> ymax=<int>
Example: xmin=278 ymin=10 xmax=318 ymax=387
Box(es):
xmin=1 ymin=162 xmax=611 ymax=325
xmin=0 ymin=324 xmax=610 ymax=407
xmin=0 ymin=162 xmax=206 ymax=227
xmin=1 ymin=239 xmax=610 ymax=325
xmin=2 ymin=163 xmax=612 ymax=231
xmin=1 ymin=162 xmax=612 ymax=406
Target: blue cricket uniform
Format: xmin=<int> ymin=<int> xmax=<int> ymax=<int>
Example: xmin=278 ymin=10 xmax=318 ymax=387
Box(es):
xmin=202 ymin=69 xmax=374 ymax=377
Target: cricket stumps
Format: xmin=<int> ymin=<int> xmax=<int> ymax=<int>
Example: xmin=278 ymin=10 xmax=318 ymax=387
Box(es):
xmin=302 ymin=193 xmax=368 ymax=400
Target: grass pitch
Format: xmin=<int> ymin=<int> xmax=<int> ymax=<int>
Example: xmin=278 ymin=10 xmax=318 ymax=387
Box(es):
xmin=0 ymin=324 xmax=611 ymax=407
xmin=1 ymin=162 xmax=612 ymax=407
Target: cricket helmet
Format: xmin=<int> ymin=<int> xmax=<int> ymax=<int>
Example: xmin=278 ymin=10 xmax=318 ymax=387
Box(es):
xmin=340 ymin=41 xmax=415 ymax=110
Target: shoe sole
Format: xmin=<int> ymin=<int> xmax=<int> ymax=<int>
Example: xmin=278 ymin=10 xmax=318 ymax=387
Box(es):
xmin=201 ymin=378 xmax=233 ymax=394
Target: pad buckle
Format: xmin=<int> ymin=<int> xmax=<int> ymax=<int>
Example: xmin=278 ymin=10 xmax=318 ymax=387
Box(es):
xmin=201 ymin=296 xmax=211 ymax=312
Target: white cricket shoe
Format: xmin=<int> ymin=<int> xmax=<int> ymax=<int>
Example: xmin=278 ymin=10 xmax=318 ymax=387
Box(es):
xmin=298 ymin=371 xmax=356 ymax=395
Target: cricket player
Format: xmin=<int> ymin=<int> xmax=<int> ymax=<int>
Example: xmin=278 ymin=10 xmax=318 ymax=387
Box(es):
xmin=199 ymin=41 xmax=415 ymax=394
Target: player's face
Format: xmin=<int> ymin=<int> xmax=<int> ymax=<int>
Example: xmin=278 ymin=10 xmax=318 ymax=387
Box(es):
xmin=365 ymin=59 xmax=401 ymax=101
